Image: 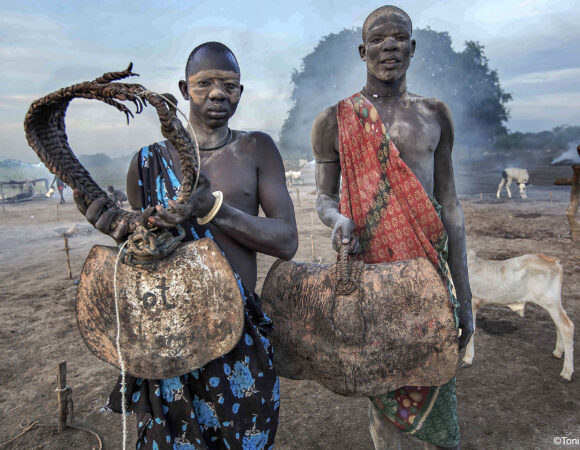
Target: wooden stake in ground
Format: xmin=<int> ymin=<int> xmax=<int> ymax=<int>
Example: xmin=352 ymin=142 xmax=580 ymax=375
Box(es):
xmin=310 ymin=234 xmax=316 ymax=261
xmin=56 ymin=361 xmax=69 ymax=433
xmin=296 ymin=188 xmax=301 ymax=207
xmin=567 ymin=165 xmax=580 ymax=242
xmin=63 ymin=235 xmax=72 ymax=279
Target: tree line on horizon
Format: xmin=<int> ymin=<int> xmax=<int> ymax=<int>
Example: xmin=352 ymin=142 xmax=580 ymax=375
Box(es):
xmin=277 ymin=27 xmax=580 ymax=161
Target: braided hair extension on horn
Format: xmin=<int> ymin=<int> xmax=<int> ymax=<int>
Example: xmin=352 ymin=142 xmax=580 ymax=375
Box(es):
xmin=23 ymin=63 xmax=200 ymax=239
xmin=24 ymin=66 xmax=206 ymax=449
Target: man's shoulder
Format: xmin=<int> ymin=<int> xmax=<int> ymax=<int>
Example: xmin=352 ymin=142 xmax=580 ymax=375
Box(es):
xmin=237 ymin=130 xmax=275 ymax=146
xmin=313 ymin=92 xmax=360 ymax=131
xmin=234 ymin=131 xmax=285 ymax=167
xmin=129 ymin=140 xmax=173 ymax=167
xmin=312 ymin=105 xmax=340 ymax=161
xmin=312 ymin=104 xmax=340 ymax=140
xmin=139 ymin=140 xmax=169 ymax=149
xmin=133 ymin=140 xmax=169 ymax=156
xmin=236 ymin=130 xmax=279 ymax=156
xmin=314 ymin=105 xmax=338 ymax=127
xmin=408 ymin=93 xmax=453 ymax=123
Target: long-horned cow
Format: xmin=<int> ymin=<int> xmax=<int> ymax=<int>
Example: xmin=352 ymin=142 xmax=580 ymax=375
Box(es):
xmin=464 ymin=251 xmax=574 ymax=381
xmin=496 ymin=168 xmax=529 ymax=199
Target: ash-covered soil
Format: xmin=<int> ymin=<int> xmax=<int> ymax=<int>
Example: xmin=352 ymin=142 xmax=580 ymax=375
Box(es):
xmin=0 ymin=183 xmax=578 ymax=449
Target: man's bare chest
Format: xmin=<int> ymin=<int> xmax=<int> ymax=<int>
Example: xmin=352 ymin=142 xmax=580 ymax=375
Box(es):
xmin=377 ymin=110 xmax=441 ymax=157
xmin=374 ymin=113 xmax=440 ymax=191
xmin=200 ymin=148 xmax=258 ymax=213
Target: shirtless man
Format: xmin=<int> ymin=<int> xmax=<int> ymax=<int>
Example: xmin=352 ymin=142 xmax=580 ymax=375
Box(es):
xmin=107 ymin=184 xmax=127 ymax=207
xmin=312 ymin=6 xmax=473 ymax=449
xmin=75 ymin=41 xmax=297 ymax=449
xmin=55 ymin=176 xmax=66 ymax=204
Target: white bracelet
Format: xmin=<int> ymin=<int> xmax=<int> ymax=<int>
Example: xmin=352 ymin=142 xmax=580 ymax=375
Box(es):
xmin=197 ymin=191 xmax=223 ymax=225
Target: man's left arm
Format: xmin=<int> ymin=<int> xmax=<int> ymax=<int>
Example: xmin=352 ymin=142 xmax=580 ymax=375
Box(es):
xmin=153 ymin=132 xmax=298 ymax=260
xmin=210 ymin=133 xmax=298 ymax=260
xmin=433 ymin=102 xmax=474 ymax=349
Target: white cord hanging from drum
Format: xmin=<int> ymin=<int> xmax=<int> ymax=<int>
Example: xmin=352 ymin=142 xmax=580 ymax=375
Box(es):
xmin=113 ymin=90 xmax=200 ymax=450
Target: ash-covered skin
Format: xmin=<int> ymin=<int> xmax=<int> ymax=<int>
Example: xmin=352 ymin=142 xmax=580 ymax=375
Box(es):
xmin=77 ymin=43 xmax=298 ymax=292
xmin=312 ymin=7 xmax=473 ymax=351
xmin=312 ymin=8 xmax=471 ymax=449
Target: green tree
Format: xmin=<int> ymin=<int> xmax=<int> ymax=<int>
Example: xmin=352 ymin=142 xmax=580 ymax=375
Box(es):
xmin=278 ymin=28 xmax=512 ymax=159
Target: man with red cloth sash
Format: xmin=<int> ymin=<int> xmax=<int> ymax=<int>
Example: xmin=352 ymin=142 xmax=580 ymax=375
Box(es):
xmin=312 ymin=5 xmax=473 ymax=449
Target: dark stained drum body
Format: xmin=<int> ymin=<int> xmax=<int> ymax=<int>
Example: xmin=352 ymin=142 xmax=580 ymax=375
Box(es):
xmin=77 ymin=238 xmax=244 ymax=379
xmin=261 ymin=257 xmax=458 ymax=397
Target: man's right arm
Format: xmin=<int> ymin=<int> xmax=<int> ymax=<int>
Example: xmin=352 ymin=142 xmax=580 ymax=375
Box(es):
xmin=312 ymin=106 xmax=358 ymax=253
xmin=73 ymin=151 xmax=141 ymax=242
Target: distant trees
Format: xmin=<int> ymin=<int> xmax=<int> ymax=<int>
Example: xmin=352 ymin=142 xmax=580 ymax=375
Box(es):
xmin=278 ymin=27 xmax=512 ymax=159
xmin=495 ymin=125 xmax=580 ymax=151
xmin=78 ymin=153 xmax=132 ymax=188
xmin=410 ymin=36 xmax=512 ymax=145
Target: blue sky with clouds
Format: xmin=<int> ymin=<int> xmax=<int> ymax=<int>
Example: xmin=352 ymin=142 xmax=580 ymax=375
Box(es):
xmin=1 ymin=0 xmax=579 ymax=162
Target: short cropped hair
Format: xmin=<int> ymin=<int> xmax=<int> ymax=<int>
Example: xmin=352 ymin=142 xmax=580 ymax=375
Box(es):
xmin=362 ymin=5 xmax=412 ymax=42
xmin=185 ymin=42 xmax=240 ymax=78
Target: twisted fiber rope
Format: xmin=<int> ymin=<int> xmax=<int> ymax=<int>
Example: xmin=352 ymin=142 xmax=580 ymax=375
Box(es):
xmin=332 ymin=244 xmax=365 ymax=296
xmin=122 ymin=224 xmax=186 ymax=267
xmin=330 ymin=261 xmax=365 ymax=297
xmin=23 ymin=63 xmax=199 ymax=239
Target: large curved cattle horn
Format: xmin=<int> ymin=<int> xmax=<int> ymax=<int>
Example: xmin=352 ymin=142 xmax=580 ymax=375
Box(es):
xmin=23 ymin=63 xmax=199 ymax=237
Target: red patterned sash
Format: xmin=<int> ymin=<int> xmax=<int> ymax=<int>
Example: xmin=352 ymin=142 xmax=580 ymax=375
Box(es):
xmin=337 ymin=93 xmax=459 ymax=436
xmin=337 ymin=92 xmax=445 ymax=268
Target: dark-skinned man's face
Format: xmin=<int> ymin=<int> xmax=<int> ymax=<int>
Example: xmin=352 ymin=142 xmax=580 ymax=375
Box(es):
xmin=179 ymin=51 xmax=243 ymax=128
xmin=359 ymin=14 xmax=415 ymax=83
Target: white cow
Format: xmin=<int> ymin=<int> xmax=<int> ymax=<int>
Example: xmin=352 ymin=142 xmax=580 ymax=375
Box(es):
xmin=285 ymin=170 xmax=303 ymax=186
xmin=496 ymin=167 xmax=529 ymax=199
xmin=464 ymin=251 xmax=574 ymax=381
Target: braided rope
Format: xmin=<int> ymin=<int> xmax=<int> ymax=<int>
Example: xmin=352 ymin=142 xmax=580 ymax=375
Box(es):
xmin=331 ymin=244 xmax=365 ymax=297
xmin=23 ymin=64 xmax=200 ymax=247
xmin=122 ymin=225 xmax=186 ymax=267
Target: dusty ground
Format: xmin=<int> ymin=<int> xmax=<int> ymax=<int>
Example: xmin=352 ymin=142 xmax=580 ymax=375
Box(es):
xmin=0 ymin=183 xmax=578 ymax=449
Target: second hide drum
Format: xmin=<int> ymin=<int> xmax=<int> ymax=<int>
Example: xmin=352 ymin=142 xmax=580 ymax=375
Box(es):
xmin=76 ymin=238 xmax=245 ymax=379
xmin=261 ymin=256 xmax=459 ymax=397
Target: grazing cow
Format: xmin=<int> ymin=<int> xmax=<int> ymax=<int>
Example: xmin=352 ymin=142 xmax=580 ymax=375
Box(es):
xmin=464 ymin=251 xmax=574 ymax=381
xmin=496 ymin=167 xmax=529 ymax=199
xmin=285 ymin=170 xmax=303 ymax=186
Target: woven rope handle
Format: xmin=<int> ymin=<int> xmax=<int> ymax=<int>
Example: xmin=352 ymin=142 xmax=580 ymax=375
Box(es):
xmin=23 ymin=64 xmax=199 ymax=237
xmin=333 ymin=241 xmax=365 ymax=297
xmin=339 ymin=242 xmax=351 ymax=285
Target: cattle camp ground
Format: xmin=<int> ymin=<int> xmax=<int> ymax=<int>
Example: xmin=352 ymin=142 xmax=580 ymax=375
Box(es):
xmin=0 ymin=162 xmax=578 ymax=449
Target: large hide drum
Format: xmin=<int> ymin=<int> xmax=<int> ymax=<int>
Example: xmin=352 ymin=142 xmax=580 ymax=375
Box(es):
xmin=23 ymin=67 xmax=246 ymax=380
xmin=261 ymin=257 xmax=458 ymax=397
xmin=77 ymin=238 xmax=244 ymax=379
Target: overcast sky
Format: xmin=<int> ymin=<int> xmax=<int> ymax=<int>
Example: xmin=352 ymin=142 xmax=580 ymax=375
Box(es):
xmin=1 ymin=0 xmax=579 ymax=162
